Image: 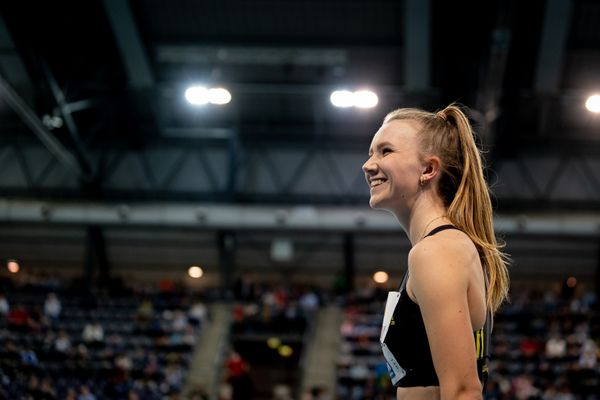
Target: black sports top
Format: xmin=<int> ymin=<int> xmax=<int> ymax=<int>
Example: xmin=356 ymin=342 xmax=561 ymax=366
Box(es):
xmin=380 ymin=225 xmax=491 ymax=388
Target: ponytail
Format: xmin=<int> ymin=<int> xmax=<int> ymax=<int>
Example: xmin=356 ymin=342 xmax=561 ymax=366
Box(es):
xmin=442 ymin=105 xmax=510 ymax=313
xmin=384 ymin=104 xmax=510 ymax=313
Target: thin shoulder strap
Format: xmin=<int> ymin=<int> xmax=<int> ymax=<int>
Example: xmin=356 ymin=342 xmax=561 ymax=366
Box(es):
xmin=398 ymin=225 xmax=458 ymax=291
xmin=423 ymin=224 xmax=460 ymax=238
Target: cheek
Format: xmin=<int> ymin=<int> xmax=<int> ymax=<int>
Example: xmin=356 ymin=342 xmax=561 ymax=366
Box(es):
xmin=389 ymin=169 xmax=418 ymax=195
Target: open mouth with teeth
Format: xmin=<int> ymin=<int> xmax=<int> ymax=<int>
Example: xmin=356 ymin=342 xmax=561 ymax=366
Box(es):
xmin=370 ymin=178 xmax=387 ymax=188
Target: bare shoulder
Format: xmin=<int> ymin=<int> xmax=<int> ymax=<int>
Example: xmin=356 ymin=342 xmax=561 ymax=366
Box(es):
xmin=407 ymin=229 xmax=479 ymax=299
xmin=409 ymin=229 xmax=478 ymax=270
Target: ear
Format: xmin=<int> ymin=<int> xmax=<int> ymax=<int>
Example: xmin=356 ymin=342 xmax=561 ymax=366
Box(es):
xmin=421 ymin=156 xmax=442 ymax=183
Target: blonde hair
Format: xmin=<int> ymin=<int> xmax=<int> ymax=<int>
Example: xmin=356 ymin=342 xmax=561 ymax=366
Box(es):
xmin=384 ymin=104 xmax=510 ymax=313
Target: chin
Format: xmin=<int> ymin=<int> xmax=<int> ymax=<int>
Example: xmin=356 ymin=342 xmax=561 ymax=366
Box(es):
xmin=368 ymin=195 xmax=378 ymax=209
xmin=369 ymin=194 xmax=398 ymax=215
xmin=369 ymin=196 xmax=386 ymax=210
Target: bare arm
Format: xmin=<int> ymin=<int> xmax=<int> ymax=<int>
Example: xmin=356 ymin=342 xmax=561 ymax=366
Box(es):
xmin=408 ymin=238 xmax=483 ymax=400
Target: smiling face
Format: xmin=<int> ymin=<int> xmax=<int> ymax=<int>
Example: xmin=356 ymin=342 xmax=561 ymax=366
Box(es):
xmin=362 ymin=119 xmax=425 ymax=215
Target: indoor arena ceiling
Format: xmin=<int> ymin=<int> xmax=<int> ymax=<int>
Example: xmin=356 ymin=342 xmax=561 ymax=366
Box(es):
xmin=1 ymin=1 xmax=600 ymax=280
xmin=0 ymin=0 xmax=599 ymax=212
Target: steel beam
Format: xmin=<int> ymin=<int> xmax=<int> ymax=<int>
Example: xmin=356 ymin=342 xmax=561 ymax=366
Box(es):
xmin=1 ymin=199 xmax=600 ymax=236
xmin=476 ymin=0 xmax=513 ymax=148
xmin=102 ymin=0 xmax=154 ymax=88
xmin=0 ymin=15 xmax=31 ymax=96
xmin=0 ymin=73 xmax=84 ymax=178
xmin=534 ymin=0 xmax=573 ymax=93
xmin=41 ymin=62 xmax=93 ymax=177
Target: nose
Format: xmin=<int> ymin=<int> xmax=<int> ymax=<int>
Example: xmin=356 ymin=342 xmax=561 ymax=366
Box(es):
xmin=362 ymin=156 xmax=377 ymax=175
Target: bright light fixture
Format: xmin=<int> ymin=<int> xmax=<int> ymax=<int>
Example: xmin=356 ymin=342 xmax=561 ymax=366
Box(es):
xmin=185 ymin=86 xmax=209 ymax=105
xmin=330 ymin=89 xmax=378 ymax=108
xmin=585 ymin=94 xmax=600 ymax=113
xmin=373 ymin=271 xmax=389 ymax=284
xmin=278 ymin=345 xmax=293 ymax=357
xmin=330 ymin=90 xmax=354 ymax=108
xmin=354 ymin=90 xmax=378 ymax=108
xmin=7 ymin=259 xmax=19 ymax=273
xmin=267 ymin=337 xmax=281 ymax=349
xmin=188 ymin=266 xmax=204 ymax=278
xmin=208 ymin=88 xmax=232 ymax=105
xmin=186 ymin=86 xmax=232 ymax=106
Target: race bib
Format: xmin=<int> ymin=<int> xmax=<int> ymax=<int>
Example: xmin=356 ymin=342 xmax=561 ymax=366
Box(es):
xmin=381 ymin=291 xmax=406 ymax=385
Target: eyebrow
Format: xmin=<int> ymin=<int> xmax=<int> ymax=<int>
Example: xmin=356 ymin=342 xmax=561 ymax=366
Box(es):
xmin=368 ymin=141 xmax=395 ymax=156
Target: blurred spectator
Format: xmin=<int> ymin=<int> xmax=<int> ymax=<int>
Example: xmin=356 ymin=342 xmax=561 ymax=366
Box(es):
xmin=24 ymin=375 xmax=58 ymax=399
xmin=182 ymin=325 xmax=197 ymax=346
xmin=66 ymin=388 xmax=78 ymax=400
xmin=188 ymin=300 xmax=207 ymax=326
xmin=40 ymin=377 xmax=57 ymax=399
xmin=44 ymin=292 xmax=62 ymax=320
xmin=115 ymin=352 xmax=133 ymax=372
xmin=169 ymin=330 xmax=183 ymax=346
xmin=348 ymin=364 xmax=369 ymax=380
xmin=578 ymin=338 xmax=598 ymax=369
xmin=82 ymin=321 xmax=105 ymax=343
xmin=165 ymin=363 xmax=184 ymax=391
xmin=546 ymin=334 xmax=567 ymax=359
xmin=262 ymin=290 xmax=277 ymax=315
xmin=7 ymin=304 xmax=30 ymax=329
xmin=299 ymin=289 xmax=319 ymax=314
xmin=232 ymin=304 xmax=244 ymax=322
xmin=172 ymin=309 xmax=189 ymax=332
xmin=225 ymin=351 xmax=253 ymax=400
xmin=27 ymin=375 xmax=41 ymax=399
xmin=76 ymin=343 xmax=90 ymax=361
xmin=78 ymin=385 xmax=97 ymax=400
xmin=0 ymin=293 xmax=9 ymax=315
xmin=542 ymin=386 xmax=576 ymax=400
xmin=159 ymin=278 xmax=176 ymax=293
xmin=20 ymin=348 xmax=39 ymax=366
xmin=143 ymin=352 xmax=160 ymax=379
xmin=55 ymin=330 xmax=72 ymax=353
xmin=136 ymin=298 xmax=154 ymax=322
xmin=285 ymin=300 xmax=299 ymax=318
xmin=512 ymin=375 xmax=540 ymax=400
xmin=274 ymin=287 xmax=288 ymax=309
xmin=520 ymin=337 xmax=542 ymax=359
xmin=106 ymin=332 xmax=125 ymax=351
xmin=272 ymin=384 xmax=293 ymax=400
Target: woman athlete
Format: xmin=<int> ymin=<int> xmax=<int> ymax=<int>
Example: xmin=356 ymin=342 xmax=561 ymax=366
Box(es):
xmin=362 ymin=104 xmax=510 ymax=399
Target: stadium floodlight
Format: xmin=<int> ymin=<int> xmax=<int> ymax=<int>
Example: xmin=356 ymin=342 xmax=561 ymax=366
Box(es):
xmin=278 ymin=345 xmax=293 ymax=357
xmin=585 ymin=94 xmax=600 ymax=113
xmin=186 ymin=86 xmax=232 ymax=106
xmin=353 ymin=90 xmax=378 ymax=108
xmin=188 ymin=266 xmax=204 ymax=278
xmin=7 ymin=259 xmax=19 ymax=273
xmin=185 ymin=86 xmax=210 ymax=105
xmin=330 ymin=89 xmax=378 ymax=108
xmin=208 ymin=88 xmax=232 ymax=105
xmin=330 ymin=90 xmax=355 ymax=108
xmin=373 ymin=270 xmax=389 ymax=284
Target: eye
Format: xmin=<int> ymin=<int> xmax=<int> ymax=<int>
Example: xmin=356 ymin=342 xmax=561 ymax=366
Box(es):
xmin=382 ymin=147 xmax=392 ymax=155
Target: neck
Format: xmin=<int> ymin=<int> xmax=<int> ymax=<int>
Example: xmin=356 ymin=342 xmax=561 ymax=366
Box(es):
xmin=401 ymin=196 xmax=449 ymax=246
